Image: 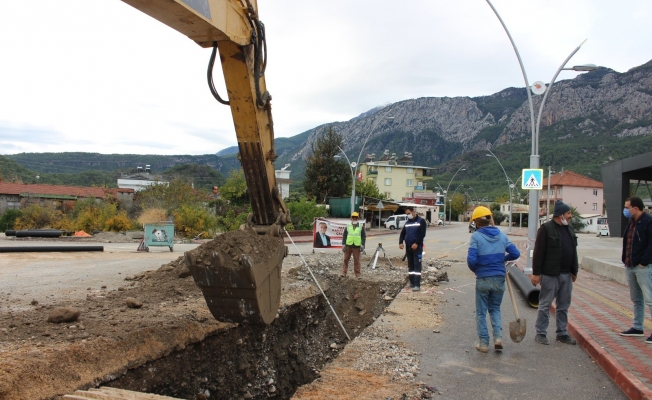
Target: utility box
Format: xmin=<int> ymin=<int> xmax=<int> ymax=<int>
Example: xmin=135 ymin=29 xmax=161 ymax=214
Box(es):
xmin=138 ymin=223 xmax=174 ymax=252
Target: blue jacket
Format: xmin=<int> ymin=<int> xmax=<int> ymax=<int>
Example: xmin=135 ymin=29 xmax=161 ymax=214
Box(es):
xmin=467 ymin=226 xmax=520 ymax=278
xmin=622 ymin=212 xmax=652 ymax=267
xmin=399 ymin=215 xmax=427 ymax=248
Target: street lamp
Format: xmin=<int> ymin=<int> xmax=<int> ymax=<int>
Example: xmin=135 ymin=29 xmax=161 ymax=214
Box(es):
xmin=467 ymin=186 xmax=479 ymax=204
xmin=448 ymin=183 xmax=464 ymax=223
xmin=339 ymin=108 xmax=395 ymax=216
xmin=486 ymin=0 xmax=595 ymax=273
xmin=442 ymin=166 xmax=466 ymax=226
xmin=486 ymin=148 xmax=514 ymax=233
xmin=545 ymin=166 xmax=556 ymax=222
xmin=335 ymin=147 xmax=357 ymax=214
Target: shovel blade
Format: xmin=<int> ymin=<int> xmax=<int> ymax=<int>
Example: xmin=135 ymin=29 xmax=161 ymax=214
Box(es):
xmin=509 ymin=318 xmax=527 ymax=343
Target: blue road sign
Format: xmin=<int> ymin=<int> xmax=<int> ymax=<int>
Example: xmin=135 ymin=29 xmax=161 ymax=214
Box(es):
xmin=522 ymin=169 xmax=544 ymax=190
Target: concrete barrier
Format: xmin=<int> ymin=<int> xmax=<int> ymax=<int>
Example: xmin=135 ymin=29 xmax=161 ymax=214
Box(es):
xmin=581 ymin=256 xmax=627 ymax=285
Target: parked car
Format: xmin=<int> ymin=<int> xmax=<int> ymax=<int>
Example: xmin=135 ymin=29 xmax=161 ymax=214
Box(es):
xmin=384 ymin=214 xmax=408 ymax=230
xmin=469 ymin=221 xmax=476 ymax=233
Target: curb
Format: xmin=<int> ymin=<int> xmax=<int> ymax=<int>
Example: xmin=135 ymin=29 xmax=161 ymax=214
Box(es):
xmin=551 ymin=304 xmax=652 ymax=400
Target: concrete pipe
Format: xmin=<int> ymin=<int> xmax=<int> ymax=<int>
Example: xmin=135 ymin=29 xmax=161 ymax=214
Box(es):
xmin=0 ymin=246 xmax=104 ymax=253
xmin=507 ymin=263 xmax=540 ymax=308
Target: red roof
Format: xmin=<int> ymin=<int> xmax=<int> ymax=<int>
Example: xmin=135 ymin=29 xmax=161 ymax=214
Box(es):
xmin=542 ymin=171 xmax=603 ymax=189
xmin=0 ymin=182 xmax=133 ymax=198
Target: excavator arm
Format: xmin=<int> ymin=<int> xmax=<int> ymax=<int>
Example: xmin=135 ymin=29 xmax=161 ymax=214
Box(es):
xmin=121 ymin=0 xmax=288 ymax=324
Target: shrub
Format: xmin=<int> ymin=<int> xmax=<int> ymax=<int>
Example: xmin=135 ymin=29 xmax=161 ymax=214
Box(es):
xmin=14 ymin=204 xmax=67 ymax=230
xmin=0 ymin=209 xmax=22 ymax=231
xmin=173 ymin=204 xmax=217 ymax=238
xmin=286 ymin=198 xmax=328 ymax=230
xmin=137 ymin=208 xmax=168 ymax=226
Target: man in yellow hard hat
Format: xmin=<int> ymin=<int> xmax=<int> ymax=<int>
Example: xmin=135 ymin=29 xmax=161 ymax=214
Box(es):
xmin=467 ymin=206 xmax=520 ymax=353
xmin=342 ymin=212 xmax=366 ymax=278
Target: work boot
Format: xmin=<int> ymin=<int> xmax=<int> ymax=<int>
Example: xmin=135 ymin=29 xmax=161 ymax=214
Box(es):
xmin=556 ymin=335 xmax=577 ymax=345
xmin=475 ymin=342 xmax=489 ymax=353
xmin=535 ymin=334 xmax=549 ymax=345
xmin=494 ymin=338 xmax=503 ymax=350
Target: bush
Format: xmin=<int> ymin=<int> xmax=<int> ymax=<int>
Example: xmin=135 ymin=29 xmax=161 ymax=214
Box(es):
xmin=286 ymin=198 xmax=328 ymax=230
xmin=173 ymin=204 xmax=217 ymax=238
xmin=0 ymin=209 xmax=22 ymax=231
xmin=14 ymin=204 xmax=67 ymax=230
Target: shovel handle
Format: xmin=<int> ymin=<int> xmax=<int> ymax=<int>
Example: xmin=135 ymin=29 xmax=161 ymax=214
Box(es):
xmin=505 ymin=266 xmax=520 ymax=320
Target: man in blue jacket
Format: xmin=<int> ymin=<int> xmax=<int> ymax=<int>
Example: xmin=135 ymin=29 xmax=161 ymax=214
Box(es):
xmin=399 ymin=206 xmax=427 ymax=292
xmin=467 ymin=206 xmax=520 ymax=353
xmin=620 ymin=196 xmax=652 ymax=342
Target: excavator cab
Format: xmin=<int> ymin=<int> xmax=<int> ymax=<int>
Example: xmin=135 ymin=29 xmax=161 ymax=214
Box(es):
xmin=121 ymin=0 xmax=289 ymax=324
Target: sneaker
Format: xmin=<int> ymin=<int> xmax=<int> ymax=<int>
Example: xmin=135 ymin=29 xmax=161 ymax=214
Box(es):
xmin=556 ymin=335 xmax=577 ymax=345
xmin=535 ymin=334 xmax=549 ymax=345
xmin=494 ymin=338 xmax=503 ymax=350
xmin=620 ymin=328 xmax=645 ymax=337
xmin=646 ymin=334 xmax=652 ymax=344
xmin=412 ymin=286 xmax=421 ymax=292
xmin=475 ymin=342 xmax=489 ymax=353
xmin=408 ymin=282 xmax=415 ymax=288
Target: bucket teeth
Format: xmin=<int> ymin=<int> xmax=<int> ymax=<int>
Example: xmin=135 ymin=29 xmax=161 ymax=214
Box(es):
xmin=240 ymin=254 xmax=254 ymax=269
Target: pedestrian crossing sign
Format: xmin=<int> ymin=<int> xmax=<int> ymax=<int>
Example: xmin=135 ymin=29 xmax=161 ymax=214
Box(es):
xmin=522 ymin=169 xmax=544 ymax=190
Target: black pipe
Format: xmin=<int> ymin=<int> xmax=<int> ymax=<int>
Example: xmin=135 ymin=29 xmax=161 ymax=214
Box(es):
xmin=4 ymin=230 xmax=16 ymax=236
xmin=507 ymin=264 xmax=540 ymax=308
xmin=15 ymin=230 xmax=63 ymax=238
xmin=0 ymin=246 xmax=104 ymax=253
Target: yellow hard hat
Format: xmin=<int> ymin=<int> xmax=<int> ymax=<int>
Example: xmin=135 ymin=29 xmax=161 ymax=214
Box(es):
xmin=351 ymin=212 xmax=359 ymax=217
xmin=471 ymin=206 xmax=492 ymax=221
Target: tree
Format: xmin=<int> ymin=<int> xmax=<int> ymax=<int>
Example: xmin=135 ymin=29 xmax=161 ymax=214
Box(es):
xmin=355 ymin=179 xmax=385 ymax=200
xmin=286 ymin=198 xmax=329 ymax=230
xmin=489 ymin=203 xmax=506 ymax=226
xmin=220 ymin=169 xmax=249 ymax=206
xmin=304 ymin=127 xmax=349 ymax=203
xmin=570 ymin=206 xmax=586 ymax=232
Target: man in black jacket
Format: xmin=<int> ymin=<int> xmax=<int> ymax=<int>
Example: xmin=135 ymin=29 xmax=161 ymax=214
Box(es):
xmin=531 ymin=200 xmax=578 ymax=346
xmin=399 ymin=206 xmax=427 ymax=292
xmin=619 ymin=196 xmax=652 ymax=343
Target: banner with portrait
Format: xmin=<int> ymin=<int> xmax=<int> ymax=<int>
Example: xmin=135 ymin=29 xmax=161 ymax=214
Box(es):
xmin=312 ymin=217 xmax=365 ymax=249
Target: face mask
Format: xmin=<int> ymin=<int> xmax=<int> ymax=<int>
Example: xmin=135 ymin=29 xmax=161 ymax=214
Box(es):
xmin=561 ymin=216 xmax=569 ymax=226
xmin=407 ymin=214 xmax=414 ymax=220
xmin=624 ymin=208 xmax=632 ymax=218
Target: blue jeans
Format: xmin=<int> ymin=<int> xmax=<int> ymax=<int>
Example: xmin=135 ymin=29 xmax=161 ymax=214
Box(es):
xmin=476 ymin=276 xmax=505 ymax=345
xmin=626 ymin=264 xmax=652 ymax=331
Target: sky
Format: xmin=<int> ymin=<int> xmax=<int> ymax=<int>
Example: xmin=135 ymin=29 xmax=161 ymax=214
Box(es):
xmin=0 ymin=0 xmax=650 ymax=156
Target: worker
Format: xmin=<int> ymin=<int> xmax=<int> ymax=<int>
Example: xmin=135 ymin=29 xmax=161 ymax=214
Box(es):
xmin=399 ymin=206 xmax=427 ymax=291
xmin=467 ymin=206 xmax=520 ymax=353
xmin=342 ymin=212 xmax=366 ymax=278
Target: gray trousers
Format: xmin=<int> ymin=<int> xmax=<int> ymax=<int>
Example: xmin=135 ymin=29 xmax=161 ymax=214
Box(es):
xmin=535 ymin=273 xmax=573 ymax=337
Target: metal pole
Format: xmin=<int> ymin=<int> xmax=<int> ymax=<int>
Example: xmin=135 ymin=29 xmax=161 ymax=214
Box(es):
xmin=486 ymin=148 xmax=513 ymax=233
xmin=486 ymin=0 xmax=586 ymax=274
xmin=546 ymin=166 xmax=552 ymax=222
xmin=443 ymin=165 xmax=466 ymax=226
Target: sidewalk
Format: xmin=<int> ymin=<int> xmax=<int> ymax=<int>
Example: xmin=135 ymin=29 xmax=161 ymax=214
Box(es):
xmin=508 ymin=236 xmax=652 ymax=400
xmin=563 ymin=268 xmax=652 ymax=399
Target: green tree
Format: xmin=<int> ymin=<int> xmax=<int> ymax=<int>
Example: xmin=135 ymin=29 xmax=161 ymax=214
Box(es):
xmin=449 ymin=193 xmax=466 ymax=221
xmin=134 ymin=179 xmax=210 ymax=216
xmin=304 ymin=127 xmax=349 ymax=203
xmin=286 ymin=198 xmax=329 ymax=230
xmin=354 ymin=179 xmax=386 ymax=200
xmin=489 ymin=203 xmax=506 ymax=226
xmin=220 ymin=169 xmax=249 ymax=206
xmin=570 ymin=206 xmax=586 ymax=232
xmin=0 ymin=209 xmax=22 ymax=231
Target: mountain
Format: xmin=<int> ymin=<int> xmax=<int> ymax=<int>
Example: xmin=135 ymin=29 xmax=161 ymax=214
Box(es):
xmin=4 ymin=59 xmax=652 ymax=200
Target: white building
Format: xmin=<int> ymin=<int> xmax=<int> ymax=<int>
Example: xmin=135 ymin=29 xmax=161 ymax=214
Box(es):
xmin=117 ymin=165 xmax=168 ymax=192
xmin=275 ymin=165 xmax=292 ymax=200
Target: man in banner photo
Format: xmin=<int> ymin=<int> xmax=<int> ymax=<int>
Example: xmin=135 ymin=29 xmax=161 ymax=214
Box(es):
xmin=313 ymin=221 xmax=332 ymax=248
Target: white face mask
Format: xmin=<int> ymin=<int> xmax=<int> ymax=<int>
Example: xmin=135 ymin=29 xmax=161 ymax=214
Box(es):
xmin=561 ymin=216 xmax=569 ymax=226
xmin=407 ymin=213 xmax=414 ymax=220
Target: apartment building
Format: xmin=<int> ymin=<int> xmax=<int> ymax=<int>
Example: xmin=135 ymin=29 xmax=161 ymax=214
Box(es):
xmin=540 ymin=170 xmax=604 ymax=216
xmin=359 ymin=150 xmax=434 ymax=201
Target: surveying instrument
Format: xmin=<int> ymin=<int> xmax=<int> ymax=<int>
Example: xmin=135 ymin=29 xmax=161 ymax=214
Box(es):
xmin=367 ymin=242 xmax=395 ymax=270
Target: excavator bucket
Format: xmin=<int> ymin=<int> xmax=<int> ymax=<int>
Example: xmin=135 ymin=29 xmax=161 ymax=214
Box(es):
xmin=184 ymin=228 xmax=286 ymax=325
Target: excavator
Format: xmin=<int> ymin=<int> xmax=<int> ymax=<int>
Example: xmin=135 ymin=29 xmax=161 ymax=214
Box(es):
xmin=119 ymin=0 xmax=289 ymax=324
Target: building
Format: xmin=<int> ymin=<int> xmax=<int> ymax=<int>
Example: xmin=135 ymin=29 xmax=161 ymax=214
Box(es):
xmin=275 ymin=164 xmax=292 ymax=200
xmin=540 ymin=170 xmax=604 ymax=216
xmin=117 ymin=165 xmax=168 ymax=192
xmin=359 ymin=151 xmax=434 ymax=201
xmin=0 ymin=182 xmax=134 ymax=215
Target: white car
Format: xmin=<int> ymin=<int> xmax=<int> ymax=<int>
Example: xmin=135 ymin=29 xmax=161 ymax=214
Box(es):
xmin=384 ymin=214 xmax=408 ymax=230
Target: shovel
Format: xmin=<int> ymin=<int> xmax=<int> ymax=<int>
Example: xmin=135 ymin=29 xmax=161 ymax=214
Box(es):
xmin=505 ymin=268 xmax=527 ymax=343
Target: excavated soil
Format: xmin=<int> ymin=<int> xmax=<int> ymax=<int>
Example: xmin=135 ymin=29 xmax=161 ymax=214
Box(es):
xmin=0 ymin=232 xmax=450 ymax=400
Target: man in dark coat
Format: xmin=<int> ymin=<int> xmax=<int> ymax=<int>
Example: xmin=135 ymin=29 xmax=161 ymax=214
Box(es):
xmin=399 ymin=206 xmax=427 ymax=291
xmin=531 ymin=200 xmax=578 ymax=346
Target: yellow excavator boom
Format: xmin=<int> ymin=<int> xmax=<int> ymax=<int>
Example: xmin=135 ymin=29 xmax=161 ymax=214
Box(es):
xmin=121 ymin=0 xmax=288 ymax=324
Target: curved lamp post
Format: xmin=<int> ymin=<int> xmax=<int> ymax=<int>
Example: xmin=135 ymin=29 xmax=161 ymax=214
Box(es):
xmin=336 ymin=109 xmax=395 ymax=214
xmin=442 ymin=166 xmax=466 ymax=226
xmin=485 ymin=0 xmax=595 ymax=273
xmin=448 ymin=183 xmax=465 ymax=223
xmin=467 ymin=186 xmax=479 ymax=204
xmin=486 ymin=148 xmax=514 ymax=233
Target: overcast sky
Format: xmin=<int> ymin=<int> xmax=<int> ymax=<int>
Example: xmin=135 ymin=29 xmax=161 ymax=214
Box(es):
xmin=0 ymin=0 xmax=650 ymax=156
